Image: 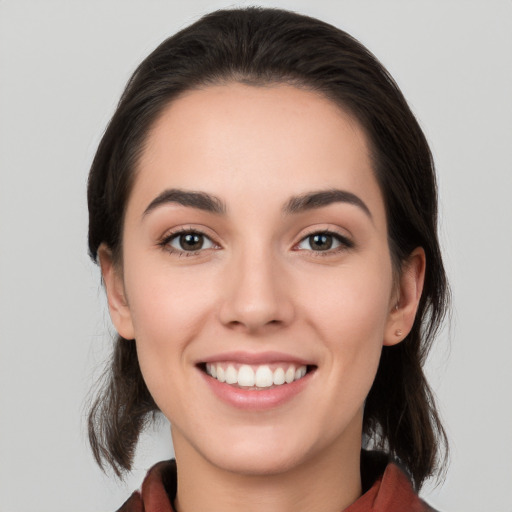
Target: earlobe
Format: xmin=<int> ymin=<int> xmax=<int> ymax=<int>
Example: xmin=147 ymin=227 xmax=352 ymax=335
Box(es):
xmin=98 ymin=244 xmax=135 ymax=340
xmin=384 ymin=247 xmax=426 ymax=346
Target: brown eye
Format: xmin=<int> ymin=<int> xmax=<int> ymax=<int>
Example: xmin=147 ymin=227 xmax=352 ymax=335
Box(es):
xmin=180 ymin=233 xmax=204 ymax=250
xmin=167 ymin=231 xmax=215 ymax=252
xmin=296 ymin=231 xmax=353 ymax=252
xmin=309 ymin=233 xmax=333 ymax=251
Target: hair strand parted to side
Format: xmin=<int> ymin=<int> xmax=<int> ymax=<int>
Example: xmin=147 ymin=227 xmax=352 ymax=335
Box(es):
xmin=87 ymin=337 xmax=158 ymax=478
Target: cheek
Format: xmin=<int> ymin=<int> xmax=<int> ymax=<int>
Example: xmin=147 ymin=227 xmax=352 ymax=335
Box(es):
xmin=126 ymin=258 xmax=214 ymax=334
xmin=122 ymin=259 xmax=217 ymax=388
xmin=303 ymin=260 xmax=392 ymax=383
xmin=305 ymin=256 xmax=392 ymax=333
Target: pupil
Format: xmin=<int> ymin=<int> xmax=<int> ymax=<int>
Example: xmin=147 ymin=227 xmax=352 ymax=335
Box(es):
xmin=180 ymin=233 xmax=203 ymax=250
xmin=311 ymin=234 xmax=332 ymax=251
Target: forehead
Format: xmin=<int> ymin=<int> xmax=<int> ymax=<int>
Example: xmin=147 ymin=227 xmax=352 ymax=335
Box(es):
xmin=130 ymin=82 xmax=385 ymax=224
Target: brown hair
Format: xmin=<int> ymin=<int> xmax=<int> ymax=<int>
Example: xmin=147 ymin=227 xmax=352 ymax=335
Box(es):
xmin=87 ymin=6 xmax=449 ymax=488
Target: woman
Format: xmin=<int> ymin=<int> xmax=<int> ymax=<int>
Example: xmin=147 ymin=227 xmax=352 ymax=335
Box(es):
xmin=87 ymin=7 xmax=448 ymax=511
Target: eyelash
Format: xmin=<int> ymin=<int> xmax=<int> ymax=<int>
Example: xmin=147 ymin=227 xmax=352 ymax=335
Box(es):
xmin=158 ymin=227 xmax=218 ymax=257
xmin=158 ymin=228 xmax=354 ymax=257
xmin=295 ymin=229 xmax=354 ymax=257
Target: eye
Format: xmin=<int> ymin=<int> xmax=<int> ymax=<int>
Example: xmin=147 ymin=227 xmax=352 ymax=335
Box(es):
xmin=296 ymin=231 xmax=353 ymax=252
xmin=164 ymin=230 xmax=217 ymax=254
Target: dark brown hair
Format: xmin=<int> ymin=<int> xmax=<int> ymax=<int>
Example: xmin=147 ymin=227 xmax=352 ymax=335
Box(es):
xmin=87 ymin=6 xmax=449 ymax=488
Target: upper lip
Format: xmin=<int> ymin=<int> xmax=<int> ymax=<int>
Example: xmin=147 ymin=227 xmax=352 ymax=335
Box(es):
xmin=198 ymin=351 xmax=315 ymax=366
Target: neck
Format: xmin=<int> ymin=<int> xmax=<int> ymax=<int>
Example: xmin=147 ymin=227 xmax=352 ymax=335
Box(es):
xmin=172 ymin=429 xmax=362 ymax=512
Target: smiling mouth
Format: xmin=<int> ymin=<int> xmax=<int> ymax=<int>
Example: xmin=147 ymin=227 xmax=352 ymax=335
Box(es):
xmin=199 ymin=362 xmax=315 ymax=390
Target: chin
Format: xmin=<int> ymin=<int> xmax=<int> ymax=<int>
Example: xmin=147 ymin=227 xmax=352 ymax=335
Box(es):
xmin=170 ymin=420 xmax=306 ymax=477
xmin=210 ymin=445 xmax=307 ymax=477
xmin=195 ymin=423 xmax=324 ymax=477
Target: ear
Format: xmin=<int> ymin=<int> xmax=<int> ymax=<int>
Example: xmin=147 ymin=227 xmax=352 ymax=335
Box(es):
xmin=384 ymin=247 xmax=426 ymax=346
xmin=98 ymin=244 xmax=135 ymax=340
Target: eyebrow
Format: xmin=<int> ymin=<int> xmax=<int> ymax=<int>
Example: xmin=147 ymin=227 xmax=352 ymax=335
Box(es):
xmin=143 ymin=187 xmax=371 ymax=219
xmin=143 ymin=189 xmax=226 ymax=216
xmin=283 ymin=189 xmax=372 ymax=219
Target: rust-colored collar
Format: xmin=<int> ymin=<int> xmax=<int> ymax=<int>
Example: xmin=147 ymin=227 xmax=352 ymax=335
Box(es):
xmin=116 ymin=454 xmax=436 ymax=512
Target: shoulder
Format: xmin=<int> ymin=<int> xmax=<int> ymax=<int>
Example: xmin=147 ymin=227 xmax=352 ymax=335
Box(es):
xmin=115 ymin=455 xmax=441 ymax=512
xmin=115 ymin=491 xmax=143 ymax=512
xmin=116 ymin=460 xmax=177 ymax=512
xmin=349 ymin=450 xmax=440 ymax=512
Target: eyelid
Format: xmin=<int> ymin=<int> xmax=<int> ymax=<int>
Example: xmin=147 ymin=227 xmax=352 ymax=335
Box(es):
xmin=158 ymin=226 xmax=221 ymax=255
xmin=169 ymin=232 xmax=216 ymax=251
xmin=157 ymin=225 xmax=353 ymax=257
xmin=293 ymin=228 xmax=354 ymax=254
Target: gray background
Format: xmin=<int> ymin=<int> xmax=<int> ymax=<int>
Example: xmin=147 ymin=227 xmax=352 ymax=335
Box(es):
xmin=1 ymin=1 xmax=511 ymax=511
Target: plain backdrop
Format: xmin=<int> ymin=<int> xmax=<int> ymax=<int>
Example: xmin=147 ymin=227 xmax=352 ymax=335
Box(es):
xmin=1 ymin=1 xmax=511 ymax=511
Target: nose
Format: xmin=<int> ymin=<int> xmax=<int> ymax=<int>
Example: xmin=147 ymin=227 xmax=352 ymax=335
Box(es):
xmin=218 ymin=245 xmax=295 ymax=334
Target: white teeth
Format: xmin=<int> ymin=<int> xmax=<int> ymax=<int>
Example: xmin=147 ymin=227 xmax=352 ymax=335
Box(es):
xmin=225 ymin=365 xmax=237 ymax=384
xmin=206 ymin=363 xmax=217 ymax=378
xmin=255 ymin=365 xmax=273 ymax=388
xmin=273 ymin=367 xmax=285 ymax=385
xmin=295 ymin=366 xmax=306 ymax=379
xmin=205 ymin=363 xmax=308 ymax=388
xmin=285 ymin=366 xmax=295 ymax=384
xmin=238 ymin=365 xmax=255 ymax=386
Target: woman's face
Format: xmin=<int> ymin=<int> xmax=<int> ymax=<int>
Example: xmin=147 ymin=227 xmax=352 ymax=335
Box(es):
xmin=102 ymin=83 xmax=420 ymax=476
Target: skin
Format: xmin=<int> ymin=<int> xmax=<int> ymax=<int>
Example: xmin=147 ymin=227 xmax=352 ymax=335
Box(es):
xmin=100 ymin=83 xmax=425 ymax=512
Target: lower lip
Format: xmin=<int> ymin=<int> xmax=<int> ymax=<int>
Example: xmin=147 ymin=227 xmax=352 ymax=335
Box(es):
xmin=199 ymin=368 xmax=313 ymax=410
